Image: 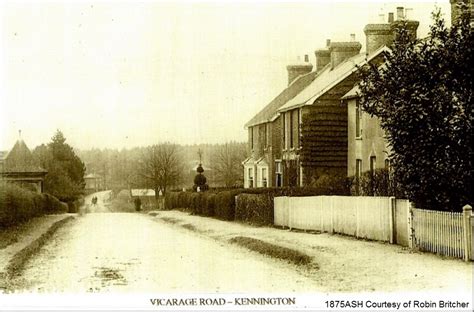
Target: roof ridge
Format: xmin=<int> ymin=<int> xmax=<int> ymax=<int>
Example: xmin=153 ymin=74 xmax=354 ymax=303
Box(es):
xmin=244 ymin=70 xmax=318 ymax=128
xmin=278 ymin=47 xmax=388 ymax=112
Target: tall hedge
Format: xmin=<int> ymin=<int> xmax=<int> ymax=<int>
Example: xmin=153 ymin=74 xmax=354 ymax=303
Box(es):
xmin=0 ymin=184 xmax=68 ymax=228
xmin=214 ymin=190 xmax=239 ymax=221
xmin=235 ymin=193 xmax=273 ymax=225
xmin=163 ymin=177 xmax=354 ymax=225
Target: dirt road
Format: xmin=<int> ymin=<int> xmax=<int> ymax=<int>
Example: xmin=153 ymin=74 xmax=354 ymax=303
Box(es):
xmin=12 ymin=211 xmax=318 ymax=293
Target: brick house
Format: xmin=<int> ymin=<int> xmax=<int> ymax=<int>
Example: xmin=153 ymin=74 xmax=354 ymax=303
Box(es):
xmin=84 ymin=173 xmax=104 ymax=192
xmin=244 ymin=8 xmax=419 ymax=188
xmin=0 ymin=139 xmax=47 ymax=193
xmin=243 ymin=55 xmax=317 ymax=188
xmin=344 ymin=2 xmax=468 ymax=180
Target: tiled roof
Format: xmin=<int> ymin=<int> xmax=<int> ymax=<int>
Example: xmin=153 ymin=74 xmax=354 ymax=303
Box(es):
xmin=278 ymin=46 xmax=388 ymax=112
xmin=0 ymin=140 xmax=47 ymax=174
xmin=244 ymin=70 xmax=318 ymax=128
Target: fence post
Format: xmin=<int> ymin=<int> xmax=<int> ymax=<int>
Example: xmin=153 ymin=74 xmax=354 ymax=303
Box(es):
xmin=471 ymin=212 xmax=474 ymax=261
xmin=389 ymin=197 xmax=395 ymax=244
xmin=288 ymin=196 xmax=292 ymax=230
xmin=462 ymin=204 xmax=472 ymax=262
xmin=330 ymin=196 xmax=335 ymax=234
xmin=408 ymin=201 xmax=415 ymax=249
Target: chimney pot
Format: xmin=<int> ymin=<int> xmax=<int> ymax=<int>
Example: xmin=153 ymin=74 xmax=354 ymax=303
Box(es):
xmin=326 ymin=39 xmax=331 ymax=47
xmin=388 ymin=12 xmax=394 ymax=23
xmin=396 ymin=7 xmax=404 ymax=20
xmin=286 ymin=56 xmax=313 ymax=85
xmin=304 ymin=54 xmax=309 ymax=62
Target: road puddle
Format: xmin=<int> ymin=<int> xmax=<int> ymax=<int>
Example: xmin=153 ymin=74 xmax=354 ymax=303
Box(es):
xmin=93 ymin=267 xmax=127 ymax=287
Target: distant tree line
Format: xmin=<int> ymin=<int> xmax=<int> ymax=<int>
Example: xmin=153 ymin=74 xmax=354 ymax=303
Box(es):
xmin=77 ymin=141 xmax=248 ymax=195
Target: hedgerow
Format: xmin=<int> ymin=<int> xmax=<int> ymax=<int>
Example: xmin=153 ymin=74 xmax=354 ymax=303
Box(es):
xmin=0 ymin=183 xmax=68 ymax=228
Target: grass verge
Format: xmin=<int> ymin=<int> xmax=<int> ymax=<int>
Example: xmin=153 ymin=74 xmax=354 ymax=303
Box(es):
xmin=159 ymin=217 xmax=180 ymax=224
xmin=229 ymin=236 xmax=314 ymax=266
xmin=5 ymin=216 xmax=75 ymax=279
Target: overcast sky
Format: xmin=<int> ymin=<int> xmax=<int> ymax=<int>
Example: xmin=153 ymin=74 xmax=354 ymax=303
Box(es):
xmin=0 ymin=0 xmax=451 ymax=150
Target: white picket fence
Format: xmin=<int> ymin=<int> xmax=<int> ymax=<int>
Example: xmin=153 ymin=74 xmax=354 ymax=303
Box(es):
xmin=411 ymin=208 xmax=467 ymax=259
xmin=275 ymin=196 xmax=395 ymax=242
xmin=274 ymin=196 xmax=473 ymax=261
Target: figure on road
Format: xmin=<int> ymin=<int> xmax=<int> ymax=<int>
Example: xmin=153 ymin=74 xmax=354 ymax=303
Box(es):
xmin=134 ymin=197 xmax=142 ymax=212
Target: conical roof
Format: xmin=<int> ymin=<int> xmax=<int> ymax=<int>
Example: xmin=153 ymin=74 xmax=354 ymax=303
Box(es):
xmin=1 ymin=140 xmax=47 ymax=173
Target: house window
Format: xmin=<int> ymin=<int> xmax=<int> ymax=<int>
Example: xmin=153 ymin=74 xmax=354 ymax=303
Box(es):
xmin=384 ymin=159 xmax=390 ymax=170
xmin=248 ymin=168 xmax=254 ymax=188
xmin=356 ymin=100 xmax=362 ymax=138
xmin=263 ymin=124 xmax=268 ymax=148
xmin=261 ymin=168 xmax=267 ymax=187
xmin=297 ymin=109 xmax=301 ymax=148
xmin=370 ymin=156 xmax=376 ymax=176
xmin=266 ymin=123 xmax=271 ymax=148
xmin=250 ymin=128 xmax=254 ymax=150
xmin=282 ymin=115 xmax=286 ymax=149
xmin=289 ymin=111 xmax=294 ymax=149
xmin=275 ymin=161 xmax=282 ymax=187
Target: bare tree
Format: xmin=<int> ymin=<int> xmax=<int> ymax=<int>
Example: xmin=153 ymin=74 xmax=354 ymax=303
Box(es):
xmin=138 ymin=143 xmax=184 ymax=198
xmin=211 ymin=142 xmax=247 ymax=187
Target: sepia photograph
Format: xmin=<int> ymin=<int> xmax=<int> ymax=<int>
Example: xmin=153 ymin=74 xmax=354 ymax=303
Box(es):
xmin=0 ymin=0 xmax=472 ymax=310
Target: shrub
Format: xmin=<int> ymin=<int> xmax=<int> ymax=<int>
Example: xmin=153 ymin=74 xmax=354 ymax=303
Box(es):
xmin=354 ymin=168 xmax=402 ymax=197
xmin=0 ymin=184 xmax=37 ymax=226
xmin=203 ymin=193 xmax=216 ymax=217
xmin=67 ymin=201 xmax=78 ymax=213
xmin=308 ymin=174 xmax=352 ymax=196
xmin=0 ymin=184 xmax=67 ymax=228
xmin=43 ymin=193 xmax=68 ymax=214
xmin=179 ymin=192 xmax=193 ymax=210
xmin=164 ymin=192 xmax=179 ymax=210
xmin=214 ymin=190 xmax=239 ymax=221
xmin=189 ymin=193 xmax=200 ymax=214
xmin=235 ymin=193 xmax=274 ymax=225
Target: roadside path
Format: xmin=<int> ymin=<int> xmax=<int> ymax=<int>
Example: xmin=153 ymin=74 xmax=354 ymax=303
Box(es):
xmin=152 ymin=210 xmax=473 ymax=293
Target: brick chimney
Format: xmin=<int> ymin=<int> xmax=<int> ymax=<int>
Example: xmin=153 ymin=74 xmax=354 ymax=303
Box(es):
xmin=364 ymin=7 xmax=419 ymax=55
xmin=314 ymin=39 xmax=331 ymax=72
xmin=328 ymin=38 xmax=362 ymax=69
xmin=450 ymin=0 xmax=473 ymax=26
xmin=364 ymin=23 xmax=393 ymax=55
xmin=390 ymin=7 xmax=419 ymax=42
xmin=286 ymin=55 xmax=313 ymax=85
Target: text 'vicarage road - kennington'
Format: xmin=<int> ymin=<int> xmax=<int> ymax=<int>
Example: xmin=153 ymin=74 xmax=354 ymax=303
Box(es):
xmin=150 ymin=297 xmax=296 ymax=307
